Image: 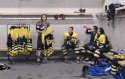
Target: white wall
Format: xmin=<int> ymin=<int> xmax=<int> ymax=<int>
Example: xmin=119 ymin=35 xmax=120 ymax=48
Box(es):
xmin=1 ymin=17 xmax=125 ymax=50
xmin=0 ymin=19 xmax=96 ymax=49
xmin=0 ymin=0 xmax=104 ymax=50
xmin=0 ymin=0 xmax=103 ymax=8
xmin=0 ymin=0 xmax=125 ymax=51
xmin=0 ymin=0 xmax=103 ymax=15
xmin=100 ymin=17 xmax=125 ymax=50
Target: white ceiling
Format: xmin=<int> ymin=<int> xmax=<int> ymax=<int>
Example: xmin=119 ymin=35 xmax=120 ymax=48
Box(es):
xmin=0 ymin=0 xmax=104 ymax=8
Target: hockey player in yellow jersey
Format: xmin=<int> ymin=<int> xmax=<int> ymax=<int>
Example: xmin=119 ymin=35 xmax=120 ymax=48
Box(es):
xmin=91 ymin=28 xmax=111 ymax=65
xmin=62 ymin=27 xmax=80 ymax=63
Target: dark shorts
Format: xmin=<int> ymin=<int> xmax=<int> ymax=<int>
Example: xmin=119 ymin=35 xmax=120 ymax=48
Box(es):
xmin=37 ymin=35 xmax=44 ymax=50
xmin=99 ymin=47 xmax=110 ymax=54
xmin=84 ymin=42 xmax=97 ymax=52
xmin=62 ymin=43 xmax=78 ymax=50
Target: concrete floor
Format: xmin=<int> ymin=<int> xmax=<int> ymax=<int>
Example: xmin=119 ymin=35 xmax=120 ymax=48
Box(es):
xmin=0 ymin=51 xmax=115 ymax=79
xmin=0 ymin=59 xmax=114 ymax=79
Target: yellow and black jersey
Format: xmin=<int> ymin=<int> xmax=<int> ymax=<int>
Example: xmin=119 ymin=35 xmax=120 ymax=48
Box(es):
xmin=64 ymin=32 xmax=78 ymax=40
xmin=42 ymin=27 xmax=54 ymax=57
xmin=97 ymin=34 xmax=106 ymax=44
xmin=20 ymin=27 xmax=23 ymax=37
xmin=37 ymin=24 xmax=54 ymax=50
xmin=7 ymin=26 xmax=32 ymax=56
xmin=36 ymin=21 xmax=53 ymax=50
xmin=63 ymin=32 xmax=79 ymax=45
xmin=97 ymin=34 xmax=111 ymax=48
xmin=41 ymin=27 xmax=54 ymax=44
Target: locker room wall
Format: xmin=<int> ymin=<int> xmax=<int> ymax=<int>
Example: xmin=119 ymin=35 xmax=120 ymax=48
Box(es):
xmin=100 ymin=17 xmax=125 ymax=51
xmin=0 ymin=0 xmax=103 ymax=50
xmin=0 ymin=0 xmax=103 ymax=8
xmin=0 ymin=0 xmax=125 ymax=50
xmin=0 ymin=19 xmax=97 ymax=49
xmin=0 ymin=18 xmax=125 ymax=50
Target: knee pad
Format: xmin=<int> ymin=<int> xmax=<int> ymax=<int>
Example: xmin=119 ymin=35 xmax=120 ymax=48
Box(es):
xmin=62 ymin=49 xmax=67 ymax=57
xmin=26 ymin=43 xmax=32 ymax=52
xmin=81 ymin=47 xmax=86 ymax=53
xmin=75 ymin=48 xmax=80 ymax=54
xmin=87 ymin=50 xmax=92 ymax=54
xmin=62 ymin=47 xmax=67 ymax=53
xmin=111 ymin=65 xmax=118 ymax=75
xmin=63 ymin=51 xmax=67 ymax=56
xmin=94 ymin=50 xmax=100 ymax=58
